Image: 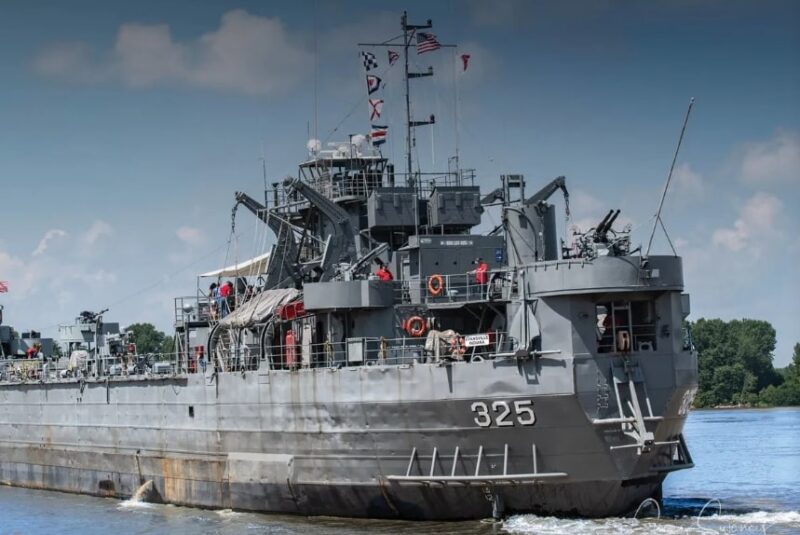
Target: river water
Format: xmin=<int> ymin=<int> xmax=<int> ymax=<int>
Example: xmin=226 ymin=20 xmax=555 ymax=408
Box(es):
xmin=1 ymin=408 xmax=798 ymax=534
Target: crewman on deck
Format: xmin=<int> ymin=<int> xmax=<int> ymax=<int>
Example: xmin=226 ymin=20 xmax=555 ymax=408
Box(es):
xmin=209 ymin=283 xmax=219 ymax=320
xmin=218 ymin=281 xmax=232 ymax=317
xmin=471 ymin=257 xmax=489 ymax=299
xmin=375 ymin=259 xmax=394 ymax=282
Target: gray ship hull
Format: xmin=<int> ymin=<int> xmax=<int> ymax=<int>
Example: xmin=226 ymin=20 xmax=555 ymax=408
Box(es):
xmin=0 ymin=353 xmax=694 ymax=520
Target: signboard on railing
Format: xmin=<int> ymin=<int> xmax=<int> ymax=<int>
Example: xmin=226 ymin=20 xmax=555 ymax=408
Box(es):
xmin=464 ymin=334 xmax=490 ymax=347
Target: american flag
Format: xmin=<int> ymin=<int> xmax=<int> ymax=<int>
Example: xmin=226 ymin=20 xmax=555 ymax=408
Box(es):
xmin=416 ymin=32 xmax=441 ymax=54
xmin=0 ymin=281 xmax=8 ymax=293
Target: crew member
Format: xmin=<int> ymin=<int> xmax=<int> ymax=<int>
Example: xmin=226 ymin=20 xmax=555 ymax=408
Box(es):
xmin=218 ymin=281 xmax=232 ymax=317
xmin=375 ymin=259 xmax=394 ymax=282
xmin=472 ymin=257 xmax=489 ymax=299
xmin=209 ymin=283 xmax=219 ymax=320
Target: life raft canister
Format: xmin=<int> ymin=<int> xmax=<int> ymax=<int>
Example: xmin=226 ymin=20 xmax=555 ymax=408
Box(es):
xmin=404 ymin=316 xmax=428 ymax=337
xmin=427 ymin=274 xmax=444 ymax=296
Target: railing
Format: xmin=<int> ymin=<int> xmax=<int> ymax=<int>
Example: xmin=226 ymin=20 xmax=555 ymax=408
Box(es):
xmin=0 ymin=351 xmax=188 ymax=384
xmin=174 ymin=295 xmax=214 ymax=325
xmin=0 ymin=330 xmax=521 ymax=385
xmin=211 ymin=333 xmax=520 ymax=373
xmin=396 ymin=270 xmax=520 ymax=306
xmin=597 ymin=322 xmax=659 ymax=354
xmin=265 ymin=169 xmax=477 ymax=210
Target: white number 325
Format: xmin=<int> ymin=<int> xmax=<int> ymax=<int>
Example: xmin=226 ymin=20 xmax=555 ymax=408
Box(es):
xmin=470 ymin=400 xmax=536 ymax=427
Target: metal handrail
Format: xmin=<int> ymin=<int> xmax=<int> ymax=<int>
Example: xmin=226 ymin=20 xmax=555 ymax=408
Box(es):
xmin=397 ymin=269 xmax=519 ymax=305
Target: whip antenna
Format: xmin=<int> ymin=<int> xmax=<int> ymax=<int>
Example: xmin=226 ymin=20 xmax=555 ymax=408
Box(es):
xmin=645 ymin=97 xmax=695 ymax=258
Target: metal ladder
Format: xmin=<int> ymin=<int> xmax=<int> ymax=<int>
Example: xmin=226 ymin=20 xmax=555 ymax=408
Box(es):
xmin=386 ymin=443 xmax=567 ymax=485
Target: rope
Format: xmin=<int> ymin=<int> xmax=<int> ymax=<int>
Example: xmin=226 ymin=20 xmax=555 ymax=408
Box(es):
xmin=322 ymin=57 xmax=396 ymax=145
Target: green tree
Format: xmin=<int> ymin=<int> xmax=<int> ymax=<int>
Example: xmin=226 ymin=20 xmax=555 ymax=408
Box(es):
xmin=760 ymin=343 xmax=800 ymax=406
xmin=691 ymin=318 xmax=782 ymax=407
xmin=125 ymin=323 xmax=172 ymax=356
xmin=161 ymin=336 xmax=176 ymax=357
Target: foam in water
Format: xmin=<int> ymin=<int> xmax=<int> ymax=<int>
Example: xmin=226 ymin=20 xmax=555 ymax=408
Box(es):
xmin=215 ymin=508 xmax=245 ymax=518
xmin=118 ymin=480 xmax=159 ymax=509
xmin=118 ymin=499 xmax=155 ymax=510
xmin=707 ymin=510 xmax=800 ymax=525
xmin=504 ymin=509 xmax=800 ymax=535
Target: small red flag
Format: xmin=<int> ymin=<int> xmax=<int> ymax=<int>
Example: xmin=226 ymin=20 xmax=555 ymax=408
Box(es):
xmin=460 ymin=54 xmax=471 ymax=71
xmin=0 ymin=281 xmax=8 ymax=293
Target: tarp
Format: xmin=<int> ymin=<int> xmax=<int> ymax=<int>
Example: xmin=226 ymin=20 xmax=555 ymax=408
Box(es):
xmin=199 ymin=251 xmax=271 ymax=278
xmin=218 ymin=288 xmax=299 ymax=328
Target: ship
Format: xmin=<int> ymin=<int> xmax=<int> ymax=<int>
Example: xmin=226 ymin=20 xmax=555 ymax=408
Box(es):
xmin=0 ymin=13 xmax=697 ymax=520
xmin=0 ymin=304 xmax=55 ymax=367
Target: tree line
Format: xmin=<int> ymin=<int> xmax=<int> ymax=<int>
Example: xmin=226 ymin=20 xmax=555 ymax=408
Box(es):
xmin=691 ymin=318 xmax=800 ymax=407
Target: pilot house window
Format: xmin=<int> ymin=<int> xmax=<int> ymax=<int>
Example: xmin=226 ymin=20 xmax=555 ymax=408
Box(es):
xmin=596 ymin=300 xmax=657 ymax=353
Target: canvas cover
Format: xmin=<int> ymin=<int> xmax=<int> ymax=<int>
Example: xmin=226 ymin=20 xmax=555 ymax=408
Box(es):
xmin=218 ymin=288 xmax=299 ymax=328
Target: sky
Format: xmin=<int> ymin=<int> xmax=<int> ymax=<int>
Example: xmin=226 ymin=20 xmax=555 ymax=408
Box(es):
xmin=0 ymin=0 xmax=798 ymax=365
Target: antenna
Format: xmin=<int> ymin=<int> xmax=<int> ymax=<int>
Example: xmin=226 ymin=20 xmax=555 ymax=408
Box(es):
xmin=261 ymin=154 xmax=268 ymax=207
xmin=313 ymin=1 xmax=319 ymax=144
xmin=358 ymin=13 xmax=455 ymax=181
xmin=402 ymin=12 xmax=435 ymax=180
xmin=645 ymin=98 xmax=695 ymax=258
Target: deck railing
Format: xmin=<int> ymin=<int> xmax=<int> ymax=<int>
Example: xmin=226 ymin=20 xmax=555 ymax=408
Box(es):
xmin=397 ymin=269 xmax=520 ymax=306
xmin=0 ymin=330 xmax=519 ymax=384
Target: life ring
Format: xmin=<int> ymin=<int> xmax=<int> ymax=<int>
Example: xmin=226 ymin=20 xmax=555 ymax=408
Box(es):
xmin=427 ymin=274 xmax=444 ymax=296
xmin=404 ymin=316 xmax=427 ymax=337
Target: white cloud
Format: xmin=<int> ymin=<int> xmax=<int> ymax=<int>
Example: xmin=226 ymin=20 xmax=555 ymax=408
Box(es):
xmin=672 ymin=162 xmax=704 ymax=198
xmin=32 ymin=229 xmax=67 ymax=256
xmin=712 ymin=192 xmax=782 ymax=253
xmin=739 ymin=131 xmax=800 ymax=184
xmin=32 ymin=10 xmax=312 ymax=95
xmin=82 ymin=220 xmax=114 ymax=246
xmin=571 ymin=189 xmax=605 ymax=216
xmin=567 ymin=189 xmax=634 ymax=235
xmin=176 ymin=226 xmax=205 ymax=246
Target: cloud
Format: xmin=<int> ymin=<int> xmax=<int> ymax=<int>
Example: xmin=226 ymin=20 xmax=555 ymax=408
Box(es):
xmin=82 ymin=220 xmax=113 ymax=246
xmin=738 ymin=130 xmax=800 ymax=184
xmin=32 ymin=10 xmax=312 ymax=95
xmin=176 ymin=226 xmax=205 ymax=246
xmin=566 ymin=189 xmax=634 ymax=235
xmin=32 ymin=229 xmax=68 ymax=256
xmin=571 ymin=189 xmax=605 ymax=216
xmin=712 ymin=192 xmax=782 ymax=253
xmin=672 ymin=162 xmax=704 ymax=198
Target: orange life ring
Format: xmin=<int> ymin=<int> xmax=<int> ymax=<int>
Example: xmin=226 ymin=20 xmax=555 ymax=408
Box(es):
xmin=427 ymin=274 xmax=444 ymax=296
xmin=404 ymin=316 xmax=427 ymax=337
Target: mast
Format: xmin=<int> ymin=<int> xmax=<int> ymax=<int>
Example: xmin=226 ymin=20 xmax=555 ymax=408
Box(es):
xmin=359 ymin=13 xmax=452 ymax=180
xmin=401 ymin=12 xmax=436 ymax=182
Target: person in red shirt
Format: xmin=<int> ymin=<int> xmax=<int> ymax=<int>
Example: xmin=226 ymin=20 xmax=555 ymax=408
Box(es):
xmin=218 ymin=281 xmax=233 ymax=317
xmin=475 ymin=258 xmax=489 ymax=284
xmin=472 ymin=257 xmax=489 ymax=299
xmin=375 ymin=259 xmax=394 ymax=282
xmin=219 ymin=281 xmax=231 ymax=298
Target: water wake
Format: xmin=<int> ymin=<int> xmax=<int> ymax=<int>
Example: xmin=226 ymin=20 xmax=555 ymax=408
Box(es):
xmin=504 ymin=509 xmax=800 ymax=535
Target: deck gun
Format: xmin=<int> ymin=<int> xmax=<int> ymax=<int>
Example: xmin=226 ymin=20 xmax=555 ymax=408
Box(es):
xmin=593 ymin=209 xmax=620 ymax=243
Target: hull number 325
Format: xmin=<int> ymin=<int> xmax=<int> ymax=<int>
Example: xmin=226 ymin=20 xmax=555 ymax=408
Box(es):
xmin=470 ymin=400 xmax=536 ymax=427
